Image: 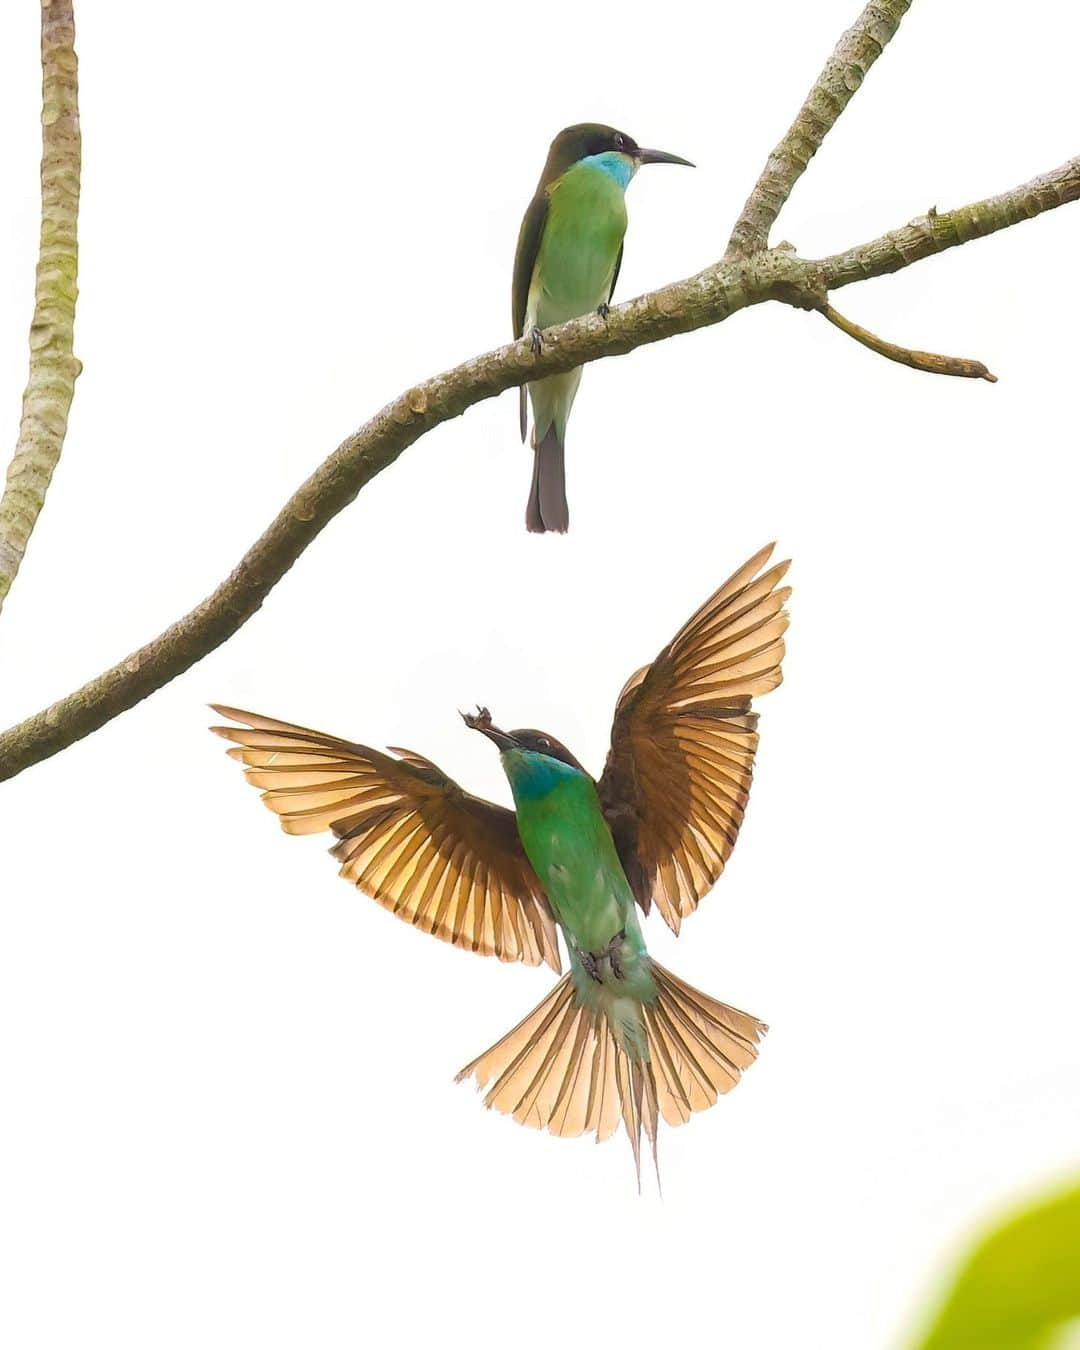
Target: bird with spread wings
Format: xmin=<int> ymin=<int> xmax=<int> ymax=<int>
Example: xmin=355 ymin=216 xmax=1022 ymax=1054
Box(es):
xmin=212 ymin=545 xmax=789 ymax=1179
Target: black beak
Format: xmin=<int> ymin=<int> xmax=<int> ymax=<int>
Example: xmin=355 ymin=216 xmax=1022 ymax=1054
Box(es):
xmin=461 ymin=706 xmax=518 ymax=751
xmin=637 ymin=147 xmax=695 ymax=168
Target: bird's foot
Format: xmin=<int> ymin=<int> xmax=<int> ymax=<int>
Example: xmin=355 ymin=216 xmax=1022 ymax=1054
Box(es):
xmin=597 ymin=302 xmax=610 ymax=321
xmin=605 ymin=929 xmax=626 ymax=981
xmin=579 ymin=931 xmax=627 ymax=983
xmin=529 ymin=326 xmax=543 ymax=356
xmin=578 ymin=949 xmax=603 ymax=984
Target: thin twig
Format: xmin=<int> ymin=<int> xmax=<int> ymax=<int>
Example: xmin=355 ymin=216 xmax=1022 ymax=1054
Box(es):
xmin=726 ymin=0 xmax=913 ymax=259
xmin=0 ymin=0 xmax=81 ymax=616
xmin=821 ymin=305 xmax=997 ymax=381
xmin=0 ymin=150 xmax=1076 ymax=782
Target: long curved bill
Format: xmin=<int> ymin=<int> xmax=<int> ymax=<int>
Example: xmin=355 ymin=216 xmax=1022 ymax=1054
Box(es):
xmin=637 ymin=147 xmax=695 ymax=168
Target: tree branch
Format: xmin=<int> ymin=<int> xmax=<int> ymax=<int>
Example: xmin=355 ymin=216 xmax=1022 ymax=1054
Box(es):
xmin=0 ymin=250 xmax=823 ymax=782
xmin=726 ymin=0 xmax=913 ymax=259
xmin=0 ymin=0 xmax=1076 ymax=783
xmin=820 ymin=156 xmax=1080 ymax=287
xmin=0 ymin=0 xmax=81 ymax=616
xmin=2 ymin=148 xmax=1077 ymax=781
xmin=821 ymin=305 xmax=997 ymax=381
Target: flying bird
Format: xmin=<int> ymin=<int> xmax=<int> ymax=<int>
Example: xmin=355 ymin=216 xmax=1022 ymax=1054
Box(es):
xmin=514 ymin=123 xmax=693 ymax=533
xmin=211 ymin=545 xmax=788 ymax=1180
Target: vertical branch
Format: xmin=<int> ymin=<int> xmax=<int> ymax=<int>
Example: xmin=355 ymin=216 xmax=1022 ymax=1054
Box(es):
xmin=0 ymin=0 xmax=81 ymax=616
xmin=725 ymin=0 xmax=912 ymax=260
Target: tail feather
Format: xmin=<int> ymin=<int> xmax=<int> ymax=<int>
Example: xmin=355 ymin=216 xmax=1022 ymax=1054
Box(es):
xmin=645 ymin=965 xmax=764 ymax=1125
xmin=456 ymin=961 xmax=766 ymax=1183
xmin=583 ymin=1018 xmax=622 ymax=1143
xmin=525 ymin=424 xmax=569 ymax=534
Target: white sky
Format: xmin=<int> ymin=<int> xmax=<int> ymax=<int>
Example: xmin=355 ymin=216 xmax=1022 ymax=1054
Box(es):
xmin=1 ymin=2 xmax=1078 ymax=1347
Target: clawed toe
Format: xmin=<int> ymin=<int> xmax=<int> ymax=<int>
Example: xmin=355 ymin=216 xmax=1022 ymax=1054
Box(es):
xmin=605 ymin=929 xmax=626 ymax=980
xmin=579 ymin=949 xmax=602 ymax=983
xmin=578 ymin=930 xmax=627 ymax=983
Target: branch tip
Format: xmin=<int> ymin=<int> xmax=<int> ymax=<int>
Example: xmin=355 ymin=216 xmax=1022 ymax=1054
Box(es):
xmin=822 ymin=305 xmax=997 ymax=383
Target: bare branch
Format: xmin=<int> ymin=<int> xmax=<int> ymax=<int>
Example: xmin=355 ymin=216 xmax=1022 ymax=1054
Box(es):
xmin=821 ymin=305 xmax=996 ymax=381
xmin=726 ymin=0 xmax=912 ymax=260
xmin=820 ymin=157 xmax=1080 ymax=288
xmin=0 ymin=24 xmax=1076 ymax=783
xmin=0 ymin=251 xmax=823 ymax=782
xmin=0 ymin=0 xmax=81 ymax=616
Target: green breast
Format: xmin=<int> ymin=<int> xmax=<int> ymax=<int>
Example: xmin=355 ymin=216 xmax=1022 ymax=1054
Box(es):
xmin=503 ymin=754 xmax=633 ymax=954
xmin=529 ymin=162 xmax=628 ymax=328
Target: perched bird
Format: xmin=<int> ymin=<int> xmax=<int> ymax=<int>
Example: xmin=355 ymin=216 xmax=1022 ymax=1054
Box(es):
xmin=211 ymin=545 xmax=788 ymax=1180
xmin=514 ymin=123 xmax=693 ymax=533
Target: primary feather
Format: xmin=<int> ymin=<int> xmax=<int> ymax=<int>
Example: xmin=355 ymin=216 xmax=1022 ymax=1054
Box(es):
xmin=209 ymin=706 xmax=560 ymax=971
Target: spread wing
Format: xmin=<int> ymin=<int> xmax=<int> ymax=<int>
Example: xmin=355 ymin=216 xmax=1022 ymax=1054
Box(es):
xmin=512 ymin=189 xmax=549 ymax=441
xmin=596 ymin=545 xmax=790 ymax=934
xmin=211 ymin=706 xmax=561 ymax=972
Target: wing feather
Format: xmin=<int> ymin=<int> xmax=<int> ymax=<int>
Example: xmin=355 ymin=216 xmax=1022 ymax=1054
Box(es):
xmin=596 ymin=546 xmax=789 ymax=933
xmin=513 ymin=190 xmax=550 ymax=441
xmin=211 ymin=706 xmax=560 ymax=971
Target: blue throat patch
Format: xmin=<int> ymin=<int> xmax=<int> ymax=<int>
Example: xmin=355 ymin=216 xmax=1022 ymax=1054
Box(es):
xmin=501 ymin=748 xmax=584 ymax=802
xmin=580 ymin=151 xmax=635 ymax=190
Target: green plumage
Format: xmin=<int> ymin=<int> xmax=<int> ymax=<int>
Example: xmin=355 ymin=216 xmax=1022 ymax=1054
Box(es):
xmin=501 ymin=747 xmax=656 ymax=1062
xmin=524 ymin=161 xmax=628 ymax=453
xmin=513 ymin=123 xmax=693 ymax=533
xmin=528 ymin=162 xmax=628 ymax=329
xmin=501 ymin=749 xmax=652 ymax=988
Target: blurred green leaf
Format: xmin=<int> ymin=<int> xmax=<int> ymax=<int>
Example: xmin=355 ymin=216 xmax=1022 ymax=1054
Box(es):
xmin=915 ymin=1181 xmax=1080 ymax=1350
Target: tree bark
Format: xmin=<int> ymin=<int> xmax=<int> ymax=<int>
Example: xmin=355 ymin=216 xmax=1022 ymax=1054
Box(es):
xmin=0 ymin=0 xmax=81 ymax=616
xmin=726 ymin=0 xmax=913 ymax=259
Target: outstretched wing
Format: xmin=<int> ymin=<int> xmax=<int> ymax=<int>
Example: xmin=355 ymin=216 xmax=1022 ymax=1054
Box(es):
xmin=512 ymin=189 xmax=549 ymax=441
xmin=596 ymin=545 xmax=790 ymax=934
xmin=211 ymin=706 xmax=561 ymax=972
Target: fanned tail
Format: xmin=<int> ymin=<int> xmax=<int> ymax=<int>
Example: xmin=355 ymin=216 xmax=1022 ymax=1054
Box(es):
xmin=456 ymin=961 xmax=766 ymax=1186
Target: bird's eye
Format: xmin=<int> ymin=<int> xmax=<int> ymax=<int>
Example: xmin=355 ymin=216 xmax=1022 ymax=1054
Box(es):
xmin=536 ymin=737 xmax=551 ymax=750
xmin=614 ymin=133 xmax=626 ymax=150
